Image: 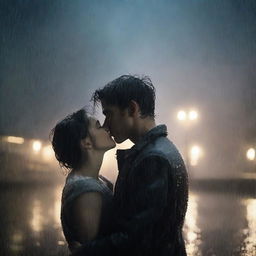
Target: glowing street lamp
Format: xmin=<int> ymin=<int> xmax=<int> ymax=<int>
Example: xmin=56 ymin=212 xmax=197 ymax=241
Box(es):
xmin=246 ymin=148 xmax=255 ymax=161
xmin=176 ymin=109 xmax=201 ymax=171
xmin=6 ymin=136 xmax=24 ymax=144
xmin=177 ymin=110 xmax=187 ymax=121
xmin=190 ymin=145 xmax=202 ymax=166
xmin=177 ymin=110 xmax=199 ymax=122
xmin=32 ymin=140 xmax=42 ymax=152
xmin=188 ymin=110 xmax=198 ymax=121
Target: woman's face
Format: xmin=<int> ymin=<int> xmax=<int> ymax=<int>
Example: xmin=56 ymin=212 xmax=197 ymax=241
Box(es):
xmin=88 ymin=117 xmax=116 ymax=151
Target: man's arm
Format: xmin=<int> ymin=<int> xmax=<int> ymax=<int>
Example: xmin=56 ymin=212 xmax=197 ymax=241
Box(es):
xmin=121 ymin=156 xmax=170 ymax=246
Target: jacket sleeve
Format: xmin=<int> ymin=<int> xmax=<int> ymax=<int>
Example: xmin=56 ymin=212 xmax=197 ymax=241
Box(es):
xmin=71 ymin=156 xmax=172 ymax=255
xmin=122 ymin=156 xmax=171 ymax=247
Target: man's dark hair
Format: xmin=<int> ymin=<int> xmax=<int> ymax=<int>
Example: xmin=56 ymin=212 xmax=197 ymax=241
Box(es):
xmin=92 ymin=75 xmax=156 ymax=118
xmin=51 ymin=108 xmax=89 ymax=171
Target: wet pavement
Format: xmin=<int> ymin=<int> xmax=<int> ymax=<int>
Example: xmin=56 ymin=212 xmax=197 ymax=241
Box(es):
xmin=0 ymin=183 xmax=255 ymax=256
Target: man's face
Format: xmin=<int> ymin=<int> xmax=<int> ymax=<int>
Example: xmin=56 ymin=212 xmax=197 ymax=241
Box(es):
xmin=101 ymin=102 xmax=132 ymax=144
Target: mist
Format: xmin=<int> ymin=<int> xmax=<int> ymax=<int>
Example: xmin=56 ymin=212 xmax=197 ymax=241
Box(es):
xmin=0 ymin=0 xmax=255 ymax=178
xmin=1 ymin=1 xmax=256 ymax=255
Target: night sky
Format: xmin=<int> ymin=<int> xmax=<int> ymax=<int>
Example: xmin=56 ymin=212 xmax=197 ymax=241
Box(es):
xmin=0 ymin=0 xmax=255 ymax=166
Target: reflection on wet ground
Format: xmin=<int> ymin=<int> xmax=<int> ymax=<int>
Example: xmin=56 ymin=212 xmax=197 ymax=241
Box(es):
xmin=0 ymin=185 xmax=68 ymax=256
xmin=0 ymin=184 xmax=255 ymax=256
xmin=183 ymin=190 xmax=256 ymax=256
xmin=184 ymin=193 xmax=201 ymax=255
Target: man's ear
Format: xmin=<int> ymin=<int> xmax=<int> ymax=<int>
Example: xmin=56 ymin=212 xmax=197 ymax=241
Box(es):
xmin=80 ymin=137 xmax=92 ymax=150
xmin=128 ymin=100 xmax=140 ymax=117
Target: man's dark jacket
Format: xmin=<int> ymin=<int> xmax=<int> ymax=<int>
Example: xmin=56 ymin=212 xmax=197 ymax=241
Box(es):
xmin=74 ymin=125 xmax=188 ymax=256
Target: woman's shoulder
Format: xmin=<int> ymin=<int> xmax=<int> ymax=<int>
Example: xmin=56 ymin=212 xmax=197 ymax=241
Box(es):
xmin=62 ymin=174 xmax=111 ymax=207
xmin=66 ymin=174 xmax=103 ymax=191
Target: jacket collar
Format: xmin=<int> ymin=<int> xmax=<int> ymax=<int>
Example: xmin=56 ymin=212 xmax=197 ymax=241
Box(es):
xmin=116 ymin=125 xmax=168 ymax=161
xmin=132 ymin=124 xmax=167 ymax=152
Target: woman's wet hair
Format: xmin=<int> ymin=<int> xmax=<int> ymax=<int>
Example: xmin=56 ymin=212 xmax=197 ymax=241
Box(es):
xmin=91 ymin=75 xmax=156 ymax=118
xmin=51 ymin=108 xmax=90 ymax=171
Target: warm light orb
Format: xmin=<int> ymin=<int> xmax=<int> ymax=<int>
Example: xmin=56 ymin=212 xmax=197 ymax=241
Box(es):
xmin=30 ymin=199 xmax=43 ymax=233
xmin=6 ymin=136 xmax=24 ymax=144
xmin=42 ymin=145 xmax=54 ymax=160
xmin=184 ymin=194 xmax=201 ymax=255
xmin=246 ymin=148 xmax=255 ymax=161
xmin=32 ymin=140 xmax=42 ymax=152
xmin=189 ymin=110 xmax=198 ymax=121
xmin=242 ymin=199 xmax=256 ymax=254
xmin=190 ymin=145 xmax=202 ymax=166
xmin=191 ymin=146 xmax=200 ymax=155
xmin=177 ymin=110 xmax=187 ymax=121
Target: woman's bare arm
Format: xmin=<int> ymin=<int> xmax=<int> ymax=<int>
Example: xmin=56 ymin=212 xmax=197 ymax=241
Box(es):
xmin=71 ymin=192 xmax=102 ymax=243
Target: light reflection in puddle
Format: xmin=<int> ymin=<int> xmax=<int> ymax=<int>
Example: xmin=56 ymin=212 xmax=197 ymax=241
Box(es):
xmin=1 ymin=186 xmax=70 ymax=255
xmin=241 ymin=198 xmax=256 ymax=255
xmin=30 ymin=199 xmax=43 ymax=233
xmin=53 ymin=185 xmax=62 ymax=227
xmin=54 ymin=185 xmax=66 ymax=242
xmin=184 ymin=193 xmax=202 ymax=256
xmin=10 ymin=229 xmax=24 ymax=253
xmin=2 ymin=185 xmax=256 ymax=255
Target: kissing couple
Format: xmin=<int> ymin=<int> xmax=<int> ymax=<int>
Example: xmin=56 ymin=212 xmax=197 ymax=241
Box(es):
xmin=51 ymin=75 xmax=188 ymax=256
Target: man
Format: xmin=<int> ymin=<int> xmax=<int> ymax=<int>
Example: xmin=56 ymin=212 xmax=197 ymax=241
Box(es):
xmin=74 ymin=75 xmax=188 ymax=256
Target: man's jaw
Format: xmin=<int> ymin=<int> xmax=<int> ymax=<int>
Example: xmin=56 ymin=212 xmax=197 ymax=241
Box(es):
xmin=109 ymin=131 xmax=127 ymax=144
xmin=112 ymin=135 xmax=120 ymax=144
xmin=108 ymin=131 xmax=117 ymax=143
xmin=113 ymin=136 xmax=127 ymax=144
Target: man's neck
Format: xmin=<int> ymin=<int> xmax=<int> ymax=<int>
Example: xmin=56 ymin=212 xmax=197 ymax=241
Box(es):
xmin=130 ymin=118 xmax=156 ymax=144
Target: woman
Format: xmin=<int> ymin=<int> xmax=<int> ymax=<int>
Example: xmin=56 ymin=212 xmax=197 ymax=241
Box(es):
xmin=51 ymin=108 xmax=116 ymax=252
